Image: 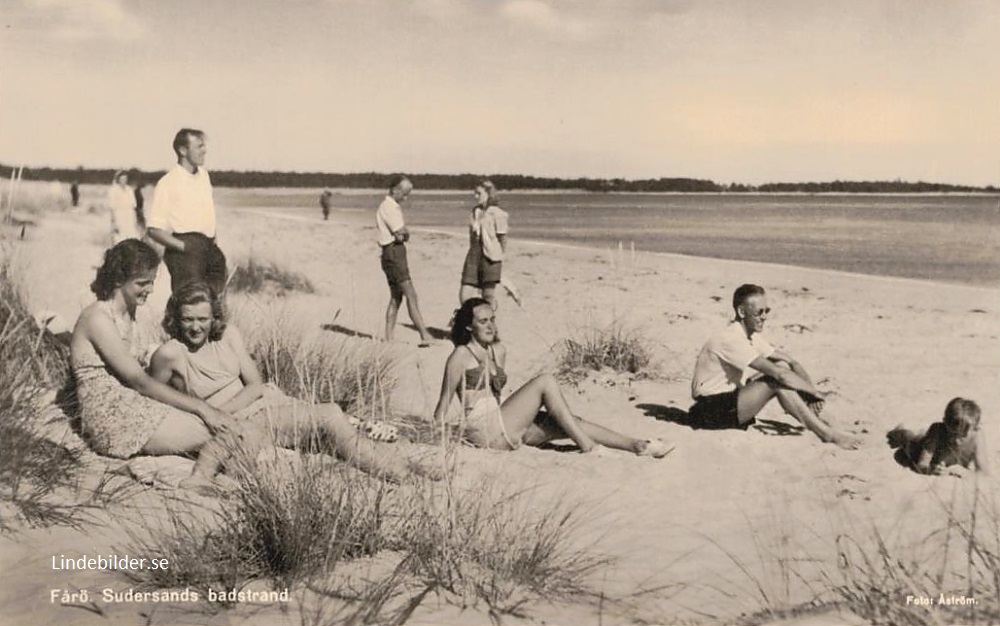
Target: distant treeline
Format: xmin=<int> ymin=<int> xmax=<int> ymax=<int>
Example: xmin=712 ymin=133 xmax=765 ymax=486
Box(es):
xmin=2 ymin=164 xmax=995 ymax=193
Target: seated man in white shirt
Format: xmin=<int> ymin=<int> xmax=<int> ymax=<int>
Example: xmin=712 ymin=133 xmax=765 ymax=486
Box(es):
xmin=689 ymin=283 xmax=861 ymax=449
xmin=146 ymin=128 xmax=227 ymax=296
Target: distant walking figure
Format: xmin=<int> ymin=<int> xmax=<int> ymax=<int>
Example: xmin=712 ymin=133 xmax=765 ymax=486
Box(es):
xmin=146 ymin=128 xmax=228 ymax=296
xmin=133 ymin=179 xmax=147 ymax=230
xmin=70 ymin=181 xmax=80 ymax=208
xmin=320 ymin=188 xmax=334 ymax=220
xmin=377 ymin=175 xmax=433 ymax=345
xmin=108 ymin=170 xmax=141 ymax=243
xmin=689 ymin=283 xmax=861 ymax=449
xmin=459 ymin=180 xmax=508 ymax=310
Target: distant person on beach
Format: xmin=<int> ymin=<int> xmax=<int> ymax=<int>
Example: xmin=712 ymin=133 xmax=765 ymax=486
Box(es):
xmin=689 ymin=283 xmax=861 ymax=449
xmin=146 ymin=128 xmax=227 ymax=296
xmin=433 ymin=297 xmax=672 ymax=457
xmin=459 ymin=180 xmax=508 ymax=310
xmin=377 ymin=174 xmax=433 ymax=345
xmin=133 ymin=179 xmax=147 ymax=230
xmin=70 ymin=181 xmax=80 ymax=208
xmin=108 ymin=170 xmax=141 ymax=243
xmin=320 ymin=188 xmax=334 ymax=220
xmin=149 ymin=282 xmax=441 ymax=490
xmin=887 ymin=397 xmax=990 ymax=476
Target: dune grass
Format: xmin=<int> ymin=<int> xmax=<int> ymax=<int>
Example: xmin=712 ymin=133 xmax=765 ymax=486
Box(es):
xmin=229 ymin=300 xmax=396 ymax=419
xmin=706 ymin=484 xmax=1000 ymax=626
xmin=0 ymin=255 xmax=80 ymax=532
xmin=229 ymin=254 xmax=315 ymax=296
xmin=555 ymin=320 xmax=657 ymax=384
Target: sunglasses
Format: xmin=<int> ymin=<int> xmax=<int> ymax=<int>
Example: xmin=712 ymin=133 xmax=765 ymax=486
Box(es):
xmin=746 ymin=307 xmax=771 ymax=318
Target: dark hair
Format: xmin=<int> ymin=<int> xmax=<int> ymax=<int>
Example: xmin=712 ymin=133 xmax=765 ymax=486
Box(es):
xmin=387 ymin=174 xmax=409 ymax=192
xmin=732 ymin=283 xmax=766 ymax=317
xmin=172 ymin=128 xmax=204 ymax=158
xmin=90 ymin=240 xmax=161 ymax=301
xmin=943 ymin=397 xmax=981 ymax=431
xmin=162 ymin=282 xmax=227 ymax=343
xmin=451 ymin=297 xmax=493 ymax=346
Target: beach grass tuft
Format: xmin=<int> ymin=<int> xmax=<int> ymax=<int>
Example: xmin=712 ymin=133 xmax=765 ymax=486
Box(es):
xmin=556 ymin=321 xmax=656 ymax=383
xmin=228 ymin=254 xmax=315 ymax=296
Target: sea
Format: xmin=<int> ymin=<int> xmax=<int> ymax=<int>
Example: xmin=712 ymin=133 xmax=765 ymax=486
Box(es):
xmin=219 ymin=189 xmax=1000 ymax=287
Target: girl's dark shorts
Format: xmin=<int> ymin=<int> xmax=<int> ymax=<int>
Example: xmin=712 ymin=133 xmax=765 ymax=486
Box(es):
xmin=461 ymin=245 xmax=502 ymax=288
xmin=380 ymin=242 xmax=411 ymax=287
xmin=689 ymin=389 xmax=753 ymax=430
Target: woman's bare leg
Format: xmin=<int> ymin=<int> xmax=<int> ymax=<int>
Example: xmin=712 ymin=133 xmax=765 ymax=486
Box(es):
xmin=522 ymin=413 xmax=648 ymax=453
xmin=459 ymin=284 xmax=479 ymax=305
xmin=481 ymin=285 xmax=497 ymax=310
xmin=500 ymin=374 xmax=597 ymax=452
xmin=253 ymin=402 xmax=439 ymax=481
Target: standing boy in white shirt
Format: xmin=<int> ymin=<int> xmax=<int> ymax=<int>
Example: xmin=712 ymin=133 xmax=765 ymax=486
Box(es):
xmin=146 ymin=128 xmax=227 ymax=296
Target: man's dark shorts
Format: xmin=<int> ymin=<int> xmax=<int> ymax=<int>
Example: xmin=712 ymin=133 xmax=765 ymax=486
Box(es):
xmin=163 ymin=232 xmax=227 ymax=296
xmin=461 ymin=245 xmax=502 ymax=288
xmin=380 ymin=242 xmax=411 ymax=287
xmin=689 ymin=389 xmax=754 ymax=430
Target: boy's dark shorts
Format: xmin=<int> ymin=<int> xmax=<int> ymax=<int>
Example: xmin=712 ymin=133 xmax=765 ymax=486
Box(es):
xmin=380 ymin=242 xmax=411 ymax=287
xmin=689 ymin=389 xmax=753 ymax=430
xmin=461 ymin=245 xmax=502 ymax=288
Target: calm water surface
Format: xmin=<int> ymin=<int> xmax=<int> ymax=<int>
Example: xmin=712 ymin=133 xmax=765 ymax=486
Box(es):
xmin=219 ymin=189 xmax=1000 ymax=287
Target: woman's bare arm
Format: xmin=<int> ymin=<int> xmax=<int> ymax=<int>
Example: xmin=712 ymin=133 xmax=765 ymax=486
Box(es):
xmin=217 ymin=326 xmax=265 ymax=414
xmin=433 ymin=349 xmax=466 ymax=423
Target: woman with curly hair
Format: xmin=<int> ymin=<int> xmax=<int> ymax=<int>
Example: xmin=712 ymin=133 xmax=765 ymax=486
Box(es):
xmin=458 ymin=180 xmax=508 ymax=310
xmin=150 ymin=282 xmax=440 ymax=489
xmin=433 ymin=297 xmax=672 ymax=457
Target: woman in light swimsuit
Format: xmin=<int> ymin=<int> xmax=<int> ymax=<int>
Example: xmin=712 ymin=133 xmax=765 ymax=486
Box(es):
xmin=149 ymin=282 xmax=442 ymax=489
xmin=432 ymin=297 xmax=672 ymax=456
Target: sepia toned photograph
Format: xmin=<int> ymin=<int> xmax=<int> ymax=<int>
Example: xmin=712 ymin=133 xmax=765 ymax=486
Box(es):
xmin=1 ymin=1 xmax=998 ymax=625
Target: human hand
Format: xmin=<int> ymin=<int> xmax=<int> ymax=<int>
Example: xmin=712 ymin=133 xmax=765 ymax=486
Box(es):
xmin=200 ymin=405 xmax=237 ymax=435
xmin=808 ymin=398 xmax=825 ymax=416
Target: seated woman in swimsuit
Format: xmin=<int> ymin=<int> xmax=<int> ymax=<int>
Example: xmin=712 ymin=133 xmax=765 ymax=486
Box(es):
xmin=70 ymin=240 xmax=434 ymax=492
xmin=149 ymin=282 xmax=441 ymax=489
xmin=432 ymin=297 xmax=672 ymax=456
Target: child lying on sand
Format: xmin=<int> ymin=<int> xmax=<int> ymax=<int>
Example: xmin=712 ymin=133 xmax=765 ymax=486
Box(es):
xmin=887 ymin=397 xmax=990 ymax=476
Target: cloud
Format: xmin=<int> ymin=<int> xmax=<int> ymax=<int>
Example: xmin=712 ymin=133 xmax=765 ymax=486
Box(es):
xmin=498 ymin=0 xmax=597 ymax=41
xmin=22 ymin=0 xmax=146 ymax=42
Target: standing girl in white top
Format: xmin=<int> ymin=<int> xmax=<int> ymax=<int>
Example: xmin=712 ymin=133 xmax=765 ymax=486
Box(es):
xmin=108 ymin=170 xmax=141 ymax=243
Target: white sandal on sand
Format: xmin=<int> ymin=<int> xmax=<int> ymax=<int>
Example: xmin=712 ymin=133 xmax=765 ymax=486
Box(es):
xmin=637 ymin=438 xmax=674 ymax=458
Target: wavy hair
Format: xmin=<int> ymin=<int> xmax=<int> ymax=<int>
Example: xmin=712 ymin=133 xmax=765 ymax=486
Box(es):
xmin=451 ymin=297 xmax=496 ymax=346
xmin=162 ymin=282 xmax=227 ymax=343
xmin=90 ymin=239 xmax=161 ymax=301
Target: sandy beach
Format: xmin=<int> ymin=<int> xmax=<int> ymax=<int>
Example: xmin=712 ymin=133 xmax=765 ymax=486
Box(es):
xmin=2 ymin=187 xmax=998 ymax=626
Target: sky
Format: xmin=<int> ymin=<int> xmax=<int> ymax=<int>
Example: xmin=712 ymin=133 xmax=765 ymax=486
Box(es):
xmin=1 ymin=0 xmax=998 ymax=186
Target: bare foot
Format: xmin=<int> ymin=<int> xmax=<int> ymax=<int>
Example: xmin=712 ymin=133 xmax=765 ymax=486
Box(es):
xmin=828 ymin=430 xmax=862 ymax=450
xmin=179 ymin=474 xmax=238 ymax=496
xmin=408 ymin=456 xmax=445 ymax=481
xmin=635 ymin=438 xmax=674 ymax=458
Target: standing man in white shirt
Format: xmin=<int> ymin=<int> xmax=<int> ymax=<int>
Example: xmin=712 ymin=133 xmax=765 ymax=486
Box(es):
xmin=377 ymin=175 xmax=433 ymax=345
xmin=146 ymin=128 xmax=227 ymax=296
xmin=689 ymin=283 xmax=861 ymax=449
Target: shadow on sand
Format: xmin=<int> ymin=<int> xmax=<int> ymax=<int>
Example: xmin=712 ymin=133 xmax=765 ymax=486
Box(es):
xmin=320 ymin=323 xmax=376 ymax=340
xmin=635 ymin=403 xmax=694 ymax=428
xmin=402 ymin=323 xmax=450 ymax=340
